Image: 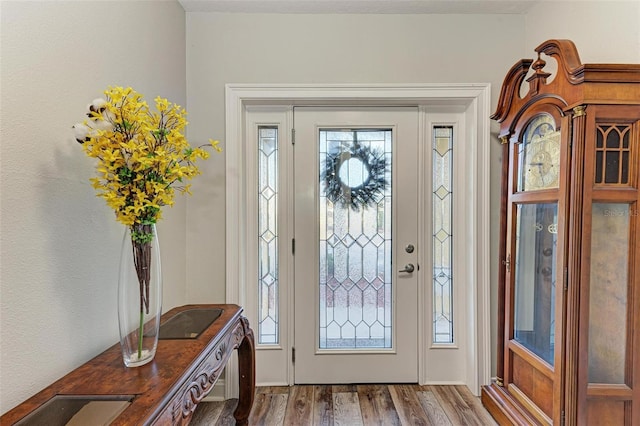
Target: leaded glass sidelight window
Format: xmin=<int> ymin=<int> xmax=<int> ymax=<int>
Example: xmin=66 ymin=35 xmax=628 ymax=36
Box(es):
xmin=258 ymin=126 xmax=279 ymax=344
xmin=433 ymin=126 xmax=454 ymax=344
xmin=319 ymin=129 xmax=392 ymax=349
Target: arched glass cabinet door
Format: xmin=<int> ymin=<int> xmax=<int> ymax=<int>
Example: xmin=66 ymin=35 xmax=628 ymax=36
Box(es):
xmin=513 ymin=113 xmax=561 ymax=366
xmin=503 ymin=110 xmax=565 ymax=424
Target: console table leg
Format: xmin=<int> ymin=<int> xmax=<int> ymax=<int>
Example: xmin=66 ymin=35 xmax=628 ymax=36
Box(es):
xmin=233 ymin=318 xmax=255 ymax=426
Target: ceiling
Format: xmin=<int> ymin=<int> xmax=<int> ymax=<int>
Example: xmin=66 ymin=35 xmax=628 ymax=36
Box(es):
xmin=178 ymin=0 xmax=540 ymax=14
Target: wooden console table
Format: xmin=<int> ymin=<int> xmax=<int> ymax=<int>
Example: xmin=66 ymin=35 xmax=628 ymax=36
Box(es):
xmin=0 ymin=304 xmax=255 ymax=425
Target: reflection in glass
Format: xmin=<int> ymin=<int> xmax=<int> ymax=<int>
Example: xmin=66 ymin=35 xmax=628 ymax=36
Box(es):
xmin=514 ymin=203 xmax=558 ymax=365
xmin=338 ymin=157 xmax=370 ymax=188
xmin=159 ymin=308 xmax=222 ymax=339
xmin=258 ymin=127 xmax=279 ymax=344
xmin=588 ymin=203 xmax=630 ymax=383
xmin=15 ymin=396 xmax=133 ymax=426
xmin=319 ymin=129 xmax=392 ymax=349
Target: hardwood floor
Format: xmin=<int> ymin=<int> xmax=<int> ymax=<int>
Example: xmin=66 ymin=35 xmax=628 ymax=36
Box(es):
xmin=191 ymin=385 xmax=497 ymax=425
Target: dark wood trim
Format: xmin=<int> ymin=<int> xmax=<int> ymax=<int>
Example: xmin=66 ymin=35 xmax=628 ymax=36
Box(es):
xmin=481 ymin=384 xmax=542 ymax=426
xmin=496 ymin=140 xmax=510 ymax=386
xmin=233 ymin=316 xmax=255 ymax=426
xmin=535 ymin=39 xmax=583 ymax=85
xmin=563 ymin=106 xmax=586 ymax=425
xmin=492 ymin=60 xmax=534 ymax=124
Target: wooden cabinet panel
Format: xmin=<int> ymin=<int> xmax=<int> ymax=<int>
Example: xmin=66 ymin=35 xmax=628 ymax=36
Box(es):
xmin=511 ymin=353 xmax=553 ymax=418
xmin=587 ymin=400 xmax=626 ymax=426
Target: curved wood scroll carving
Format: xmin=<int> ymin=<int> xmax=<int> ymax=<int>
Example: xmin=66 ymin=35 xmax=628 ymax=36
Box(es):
xmin=491 ymin=59 xmax=533 ymax=123
xmin=535 ymin=39 xmax=583 ymax=85
xmin=491 ymin=39 xmax=582 ymax=140
xmin=171 ymin=316 xmax=255 ymax=425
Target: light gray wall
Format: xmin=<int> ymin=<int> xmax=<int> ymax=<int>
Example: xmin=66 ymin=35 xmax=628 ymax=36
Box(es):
xmin=0 ymin=0 xmax=186 ymax=413
xmin=183 ymin=11 xmax=526 ymax=373
xmin=184 ymin=3 xmax=640 ymax=381
xmin=525 ymin=1 xmax=640 ymax=64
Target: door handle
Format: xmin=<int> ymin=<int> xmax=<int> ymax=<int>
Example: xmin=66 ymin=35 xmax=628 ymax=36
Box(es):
xmin=399 ymin=264 xmax=415 ymax=273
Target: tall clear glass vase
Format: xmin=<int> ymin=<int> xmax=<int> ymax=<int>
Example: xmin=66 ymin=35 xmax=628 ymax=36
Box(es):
xmin=118 ymin=224 xmax=162 ymax=367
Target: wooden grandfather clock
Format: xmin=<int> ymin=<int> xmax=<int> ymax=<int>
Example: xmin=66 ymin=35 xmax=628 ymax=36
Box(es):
xmin=482 ymin=40 xmax=640 ymax=425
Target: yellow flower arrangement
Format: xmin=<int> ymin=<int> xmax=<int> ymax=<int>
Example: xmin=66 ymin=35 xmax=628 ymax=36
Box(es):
xmin=74 ymin=86 xmax=220 ymax=231
xmin=73 ymin=86 xmax=220 ymax=363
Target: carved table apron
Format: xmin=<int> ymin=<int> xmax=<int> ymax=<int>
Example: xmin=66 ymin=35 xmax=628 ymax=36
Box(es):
xmin=0 ymin=304 xmax=256 ymax=426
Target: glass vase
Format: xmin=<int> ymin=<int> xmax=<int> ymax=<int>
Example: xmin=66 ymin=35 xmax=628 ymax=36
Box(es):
xmin=118 ymin=223 xmax=162 ymax=367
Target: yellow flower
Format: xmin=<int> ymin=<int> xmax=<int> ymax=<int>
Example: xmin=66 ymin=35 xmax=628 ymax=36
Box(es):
xmin=77 ymin=86 xmax=220 ymax=227
xmin=119 ymin=139 xmax=139 ymax=152
xmin=102 ymin=149 xmax=121 ymax=163
xmin=155 ymin=96 xmax=170 ymax=113
xmin=210 ymin=139 xmax=223 ymax=152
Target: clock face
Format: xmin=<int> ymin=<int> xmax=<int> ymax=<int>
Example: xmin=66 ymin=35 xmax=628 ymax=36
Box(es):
xmin=519 ymin=114 xmax=561 ymax=191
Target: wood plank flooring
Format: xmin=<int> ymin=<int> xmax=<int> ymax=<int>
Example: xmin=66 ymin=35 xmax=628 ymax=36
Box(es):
xmin=190 ymin=385 xmax=497 ymax=425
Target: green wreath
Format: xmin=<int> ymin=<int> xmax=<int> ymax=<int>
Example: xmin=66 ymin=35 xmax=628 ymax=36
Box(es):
xmin=322 ymin=143 xmax=389 ymax=211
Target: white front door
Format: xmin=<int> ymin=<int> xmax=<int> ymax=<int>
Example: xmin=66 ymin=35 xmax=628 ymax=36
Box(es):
xmin=293 ymin=107 xmax=419 ymax=383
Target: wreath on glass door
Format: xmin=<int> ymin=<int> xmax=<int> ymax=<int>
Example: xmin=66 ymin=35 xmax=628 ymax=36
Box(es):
xmin=322 ymin=143 xmax=389 ymax=211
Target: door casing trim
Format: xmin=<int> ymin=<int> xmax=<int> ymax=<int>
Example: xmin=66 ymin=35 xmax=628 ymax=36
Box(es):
xmin=224 ymin=84 xmax=492 ymax=398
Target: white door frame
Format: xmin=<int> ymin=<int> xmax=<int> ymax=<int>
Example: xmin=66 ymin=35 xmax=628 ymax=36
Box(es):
xmin=224 ymin=84 xmax=492 ymax=398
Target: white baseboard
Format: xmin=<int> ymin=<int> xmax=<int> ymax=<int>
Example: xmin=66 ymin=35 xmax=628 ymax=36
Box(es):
xmin=255 ymin=381 xmax=289 ymax=387
xmin=422 ymin=381 xmax=467 ymax=386
xmin=202 ymin=379 xmax=226 ymax=402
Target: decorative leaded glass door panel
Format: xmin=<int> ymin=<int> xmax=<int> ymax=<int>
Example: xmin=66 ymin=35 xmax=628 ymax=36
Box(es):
xmin=293 ymin=107 xmax=419 ymax=383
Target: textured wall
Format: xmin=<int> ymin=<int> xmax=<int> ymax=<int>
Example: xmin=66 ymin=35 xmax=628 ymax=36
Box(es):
xmin=184 ymin=5 xmax=640 ymax=380
xmin=525 ymin=1 xmax=640 ymax=63
xmin=183 ymin=11 xmax=526 ymax=372
xmin=0 ymin=0 xmax=186 ymax=413
xmin=184 ymin=11 xmax=528 ymax=303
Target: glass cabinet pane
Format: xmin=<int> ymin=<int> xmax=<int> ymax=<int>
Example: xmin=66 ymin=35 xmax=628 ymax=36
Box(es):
xmin=517 ymin=115 xmax=561 ymax=192
xmin=588 ymin=203 xmax=630 ymax=383
xmin=595 ymin=125 xmax=632 ymax=185
xmin=513 ymin=203 xmax=558 ymax=365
